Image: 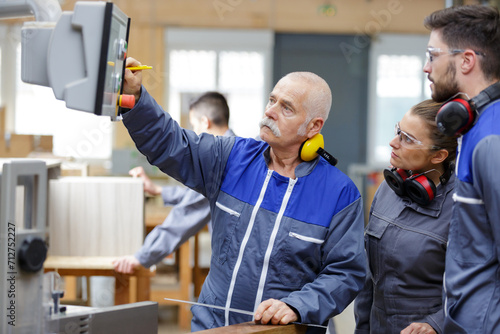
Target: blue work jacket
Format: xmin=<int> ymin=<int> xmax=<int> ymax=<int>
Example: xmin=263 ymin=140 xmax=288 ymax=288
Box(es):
xmin=444 ymin=100 xmax=500 ymax=333
xmin=136 ymin=129 xmax=234 ymax=268
xmin=123 ymin=87 xmax=366 ymax=332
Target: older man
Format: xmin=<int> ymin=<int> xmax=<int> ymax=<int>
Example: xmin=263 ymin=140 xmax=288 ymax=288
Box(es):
xmin=122 ymin=57 xmax=366 ymax=333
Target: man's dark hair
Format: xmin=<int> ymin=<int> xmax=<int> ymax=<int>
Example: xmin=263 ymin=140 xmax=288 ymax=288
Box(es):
xmin=189 ymin=92 xmax=230 ymax=127
xmin=424 ymin=5 xmax=500 ymax=81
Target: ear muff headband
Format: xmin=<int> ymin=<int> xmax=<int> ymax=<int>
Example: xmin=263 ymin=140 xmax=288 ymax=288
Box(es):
xmin=299 ymin=133 xmax=338 ymax=166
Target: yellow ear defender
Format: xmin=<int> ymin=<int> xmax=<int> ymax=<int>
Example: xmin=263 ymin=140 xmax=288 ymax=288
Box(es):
xmin=299 ymin=133 xmax=338 ymax=166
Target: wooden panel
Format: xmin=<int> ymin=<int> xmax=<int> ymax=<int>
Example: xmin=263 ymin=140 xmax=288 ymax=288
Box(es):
xmin=0 ymin=106 xmax=4 ymax=136
xmin=151 ymin=1 xmax=271 ymax=29
xmin=145 ymin=202 xmax=172 ymax=232
xmin=61 ymin=276 xmax=78 ymax=301
xmin=127 ymin=25 xmax=165 ymax=103
xmin=44 ymin=256 xmax=153 ymax=276
xmin=0 ymin=134 xmax=33 ymax=157
xmin=60 ymin=0 xmax=444 ymax=34
xmin=272 ymin=0 xmax=443 ymax=34
xmin=196 ymin=322 xmax=308 ymax=334
xmin=0 ymin=134 xmax=53 ymax=158
xmin=48 ymin=177 xmax=144 ymax=256
xmin=38 ymin=135 xmax=53 ymax=152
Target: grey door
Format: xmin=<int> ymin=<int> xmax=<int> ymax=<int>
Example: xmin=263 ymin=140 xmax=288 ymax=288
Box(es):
xmin=273 ymin=33 xmax=369 ymax=173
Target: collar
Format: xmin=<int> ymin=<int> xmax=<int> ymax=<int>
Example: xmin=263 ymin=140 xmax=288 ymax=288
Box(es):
xmin=410 ymin=172 xmax=456 ymax=217
xmin=262 ymin=147 xmax=320 ymax=178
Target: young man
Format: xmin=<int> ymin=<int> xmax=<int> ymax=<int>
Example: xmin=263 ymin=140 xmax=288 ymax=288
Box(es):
xmin=423 ymin=5 xmax=500 ymax=333
xmin=113 ymin=92 xmax=234 ymax=274
xmin=122 ymin=57 xmax=366 ymax=333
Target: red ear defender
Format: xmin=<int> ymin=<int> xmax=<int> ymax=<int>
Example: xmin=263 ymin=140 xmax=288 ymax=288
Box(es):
xmin=403 ymin=174 xmax=436 ymax=206
xmin=436 ymin=82 xmax=500 ymax=136
xmin=383 ymin=167 xmax=410 ymax=196
xmin=436 ymin=98 xmax=475 ymax=136
xmin=383 ymin=167 xmax=436 ymax=206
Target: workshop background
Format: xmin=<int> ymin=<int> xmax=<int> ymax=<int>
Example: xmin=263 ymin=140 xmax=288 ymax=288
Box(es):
xmin=1 ymin=1 xmax=497 ymax=333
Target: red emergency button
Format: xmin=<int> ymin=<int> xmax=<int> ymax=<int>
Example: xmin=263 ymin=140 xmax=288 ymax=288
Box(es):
xmin=119 ymin=94 xmax=135 ymax=109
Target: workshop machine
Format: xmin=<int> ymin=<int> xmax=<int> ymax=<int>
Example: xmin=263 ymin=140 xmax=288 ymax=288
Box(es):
xmin=0 ymin=0 xmax=158 ymax=332
xmin=0 ymin=160 xmax=158 ymax=334
xmin=0 ymin=160 xmax=49 ymax=333
xmin=1 ymin=0 xmax=135 ymax=119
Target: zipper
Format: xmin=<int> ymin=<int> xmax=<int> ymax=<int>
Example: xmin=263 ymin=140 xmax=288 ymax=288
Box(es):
xmin=224 ymin=169 xmax=273 ymax=326
xmin=253 ymin=177 xmax=297 ymax=311
xmin=289 ymin=232 xmax=324 ymax=245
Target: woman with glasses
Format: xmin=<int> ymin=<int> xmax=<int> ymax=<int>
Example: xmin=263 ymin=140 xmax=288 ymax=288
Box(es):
xmin=354 ymin=99 xmax=457 ymax=334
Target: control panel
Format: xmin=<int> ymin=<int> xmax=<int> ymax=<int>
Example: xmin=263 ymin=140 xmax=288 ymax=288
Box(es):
xmin=21 ymin=2 xmax=133 ymax=120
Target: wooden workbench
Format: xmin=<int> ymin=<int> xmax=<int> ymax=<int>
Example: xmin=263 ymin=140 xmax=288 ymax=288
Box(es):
xmin=44 ymin=256 xmax=155 ymax=305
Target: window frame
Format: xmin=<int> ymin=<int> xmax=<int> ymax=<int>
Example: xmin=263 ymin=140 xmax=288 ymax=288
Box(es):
xmin=164 ymin=28 xmax=274 ymax=136
xmin=367 ymin=33 xmax=430 ymax=165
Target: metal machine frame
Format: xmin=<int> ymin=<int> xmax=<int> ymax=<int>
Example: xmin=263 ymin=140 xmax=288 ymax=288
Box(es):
xmin=0 ymin=160 xmax=48 ymax=334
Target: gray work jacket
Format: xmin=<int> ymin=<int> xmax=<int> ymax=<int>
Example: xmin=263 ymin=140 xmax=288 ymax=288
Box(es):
xmin=354 ymin=173 xmax=455 ymax=334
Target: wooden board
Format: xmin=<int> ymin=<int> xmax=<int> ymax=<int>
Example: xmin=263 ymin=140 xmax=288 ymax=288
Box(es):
xmin=48 ymin=177 xmax=144 ymax=256
xmin=195 ymin=322 xmax=308 ymax=334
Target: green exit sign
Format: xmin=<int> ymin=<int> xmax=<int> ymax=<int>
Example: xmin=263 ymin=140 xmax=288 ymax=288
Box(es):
xmin=318 ymin=4 xmax=336 ymax=17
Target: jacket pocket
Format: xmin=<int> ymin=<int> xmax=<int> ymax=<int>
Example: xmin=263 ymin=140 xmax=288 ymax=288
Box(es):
xmin=288 ymin=231 xmax=325 ymax=245
xmin=365 ymin=213 xmax=390 ymax=285
xmin=212 ymin=198 xmax=243 ymax=265
xmin=192 ymin=289 xmax=223 ymax=329
xmin=449 ymin=200 xmax=493 ymax=265
xmin=216 ymin=202 xmax=241 ymax=218
xmin=277 ymin=219 xmax=327 ymax=289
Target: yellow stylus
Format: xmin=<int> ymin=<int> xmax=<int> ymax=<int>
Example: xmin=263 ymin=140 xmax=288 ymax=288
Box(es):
xmin=126 ymin=65 xmax=153 ymax=71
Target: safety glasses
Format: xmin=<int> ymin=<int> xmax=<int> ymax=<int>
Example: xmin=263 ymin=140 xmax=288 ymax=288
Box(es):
xmin=426 ymin=47 xmax=486 ymax=63
xmin=395 ymin=123 xmax=441 ymax=150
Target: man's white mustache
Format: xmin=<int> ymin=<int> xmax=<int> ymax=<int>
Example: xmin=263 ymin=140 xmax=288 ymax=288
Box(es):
xmin=259 ymin=117 xmax=281 ymax=137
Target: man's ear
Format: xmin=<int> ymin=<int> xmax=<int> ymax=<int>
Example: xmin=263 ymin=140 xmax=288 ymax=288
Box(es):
xmin=460 ymin=49 xmax=477 ymax=74
xmin=307 ymin=118 xmax=324 ymax=138
xmin=201 ymin=115 xmax=210 ymax=130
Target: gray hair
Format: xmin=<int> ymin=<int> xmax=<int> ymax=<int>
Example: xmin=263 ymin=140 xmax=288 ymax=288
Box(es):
xmin=284 ymin=72 xmax=332 ymax=123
